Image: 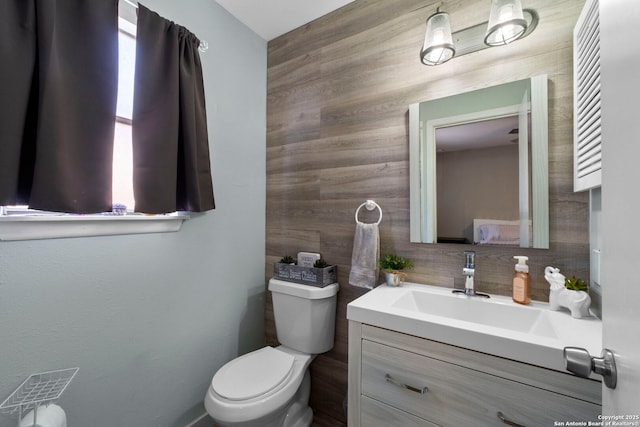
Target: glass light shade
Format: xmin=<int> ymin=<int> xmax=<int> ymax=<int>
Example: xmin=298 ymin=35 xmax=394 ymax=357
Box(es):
xmin=420 ymin=11 xmax=455 ymax=66
xmin=484 ymin=0 xmax=528 ymax=46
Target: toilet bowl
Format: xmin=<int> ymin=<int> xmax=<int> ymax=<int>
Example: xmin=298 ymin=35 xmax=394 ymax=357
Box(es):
xmin=204 ymin=279 xmax=339 ymax=427
xmin=204 ymin=346 xmax=313 ymax=427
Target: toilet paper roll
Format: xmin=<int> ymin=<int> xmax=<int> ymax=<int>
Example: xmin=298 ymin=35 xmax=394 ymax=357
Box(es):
xmin=19 ymin=404 xmax=67 ymax=427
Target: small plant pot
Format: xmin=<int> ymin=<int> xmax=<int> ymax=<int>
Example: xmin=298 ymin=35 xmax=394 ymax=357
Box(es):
xmin=384 ymin=271 xmax=406 ymax=287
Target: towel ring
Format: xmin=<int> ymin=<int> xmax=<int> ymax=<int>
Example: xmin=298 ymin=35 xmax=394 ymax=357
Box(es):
xmin=355 ymin=200 xmax=382 ymax=225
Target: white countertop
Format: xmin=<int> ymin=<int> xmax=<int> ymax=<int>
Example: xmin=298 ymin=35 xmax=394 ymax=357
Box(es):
xmin=347 ymin=282 xmax=602 ymax=374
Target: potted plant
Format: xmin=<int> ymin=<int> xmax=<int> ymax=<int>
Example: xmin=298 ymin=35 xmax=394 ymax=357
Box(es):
xmin=564 ymin=276 xmax=589 ymax=292
xmin=379 ymin=254 xmax=414 ymax=287
xmin=279 ymin=255 xmax=297 ymax=265
xmin=313 ymin=258 xmax=329 ymax=268
xmin=545 ymin=267 xmax=591 ymax=318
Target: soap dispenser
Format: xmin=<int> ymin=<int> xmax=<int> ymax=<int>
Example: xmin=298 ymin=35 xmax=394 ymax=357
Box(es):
xmin=512 ymin=256 xmax=530 ymax=305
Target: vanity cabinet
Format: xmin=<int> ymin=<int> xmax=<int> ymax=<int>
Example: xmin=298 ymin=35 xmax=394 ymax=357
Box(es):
xmin=348 ymin=322 xmax=602 ymax=427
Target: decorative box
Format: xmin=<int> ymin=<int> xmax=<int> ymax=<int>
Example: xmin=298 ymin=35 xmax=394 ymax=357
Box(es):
xmin=273 ymin=263 xmax=337 ymax=288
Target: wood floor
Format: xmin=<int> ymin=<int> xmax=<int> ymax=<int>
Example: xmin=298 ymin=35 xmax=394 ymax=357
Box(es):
xmin=208 ymin=410 xmax=345 ymax=426
xmin=211 ymin=415 xmax=344 ymax=427
xmin=312 ymin=412 xmax=346 ymax=427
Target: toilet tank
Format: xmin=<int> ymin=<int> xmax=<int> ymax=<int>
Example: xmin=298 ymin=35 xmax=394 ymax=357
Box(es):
xmin=268 ymin=278 xmax=339 ymax=354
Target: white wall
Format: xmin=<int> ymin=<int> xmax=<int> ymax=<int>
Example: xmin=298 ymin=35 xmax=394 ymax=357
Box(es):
xmin=0 ymin=1 xmax=267 ymax=426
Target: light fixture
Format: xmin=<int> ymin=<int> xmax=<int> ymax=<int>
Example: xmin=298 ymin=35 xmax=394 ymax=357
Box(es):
xmin=484 ymin=0 xmax=528 ymax=46
xmin=420 ymin=9 xmax=455 ymax=66
xmin=419 ymin=1 xmax=538 ymax=66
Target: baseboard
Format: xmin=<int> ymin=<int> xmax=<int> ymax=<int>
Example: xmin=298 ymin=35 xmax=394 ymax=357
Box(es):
xmin=184 ymin=412 xmax=213 ymax=427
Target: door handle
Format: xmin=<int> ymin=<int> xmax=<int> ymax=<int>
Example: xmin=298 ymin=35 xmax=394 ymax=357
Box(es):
xmin=563 ymin=347 xmax=617 ymax=389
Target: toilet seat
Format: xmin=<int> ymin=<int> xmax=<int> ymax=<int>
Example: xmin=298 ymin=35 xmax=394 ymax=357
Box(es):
xmin=212 ymin=347 xmax=295 ymax=401
xmin=205 ymin=346 xmax=314 ymax=425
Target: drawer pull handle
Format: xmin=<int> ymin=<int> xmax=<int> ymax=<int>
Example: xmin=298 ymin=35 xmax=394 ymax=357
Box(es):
xmin=497 ymin=411 xmax=526 ymax=427
xmin=384 ymin=374 xmax=428 ymax=394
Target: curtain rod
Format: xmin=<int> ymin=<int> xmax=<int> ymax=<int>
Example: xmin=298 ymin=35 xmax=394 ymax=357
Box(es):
xmin=121 ymin=0 xmax=208 ymax=53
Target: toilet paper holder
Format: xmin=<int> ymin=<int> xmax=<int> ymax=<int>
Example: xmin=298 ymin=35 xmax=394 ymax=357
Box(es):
xmin=0 ymin=367 xmax=78 ymax=426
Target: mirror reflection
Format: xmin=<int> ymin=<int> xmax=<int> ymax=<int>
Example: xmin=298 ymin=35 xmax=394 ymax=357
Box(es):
xmin=409 ymin=76 xmax=549 ymax=248
xmin=436 ymin=116 xmax=525 ymax=245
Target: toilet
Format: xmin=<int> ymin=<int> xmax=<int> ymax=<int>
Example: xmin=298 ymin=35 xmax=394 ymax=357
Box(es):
xmin=204 ymin=278 xmax=339 ymax=427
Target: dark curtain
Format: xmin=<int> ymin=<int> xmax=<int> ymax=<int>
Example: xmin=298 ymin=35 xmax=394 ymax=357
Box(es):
xmin=0 ymin=0 xmax=118 ymax=213
xmin=133 ymin=4 xmax=215 ymax=214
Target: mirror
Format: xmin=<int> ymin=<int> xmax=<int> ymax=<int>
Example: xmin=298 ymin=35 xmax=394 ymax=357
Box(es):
xmin=409 ymin=75 xmax=548 ymax=248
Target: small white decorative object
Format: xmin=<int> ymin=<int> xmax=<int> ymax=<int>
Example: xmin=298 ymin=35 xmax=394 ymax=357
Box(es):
xmin=297 ymin=252 xmax=321 ymax=268
xmin=545 ymin=266 xmax=591 ymax=318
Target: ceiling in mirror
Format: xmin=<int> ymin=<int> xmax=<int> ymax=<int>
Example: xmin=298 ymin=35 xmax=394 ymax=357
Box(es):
xmin=436 ymin=115 xmax=520 ymax=152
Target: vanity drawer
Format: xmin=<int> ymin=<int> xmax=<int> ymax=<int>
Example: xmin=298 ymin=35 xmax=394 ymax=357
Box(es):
xmin=361 ymin=396 xmax=440 ymax=427
xmin=361 ymin=340 xmax=601 ymax=426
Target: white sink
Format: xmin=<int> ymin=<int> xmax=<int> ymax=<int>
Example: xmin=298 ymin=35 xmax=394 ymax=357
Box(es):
xmin=391 ymin=289 xmax=558 ymax=338
xmin=347 ymin=282 xmax=602 ymax=373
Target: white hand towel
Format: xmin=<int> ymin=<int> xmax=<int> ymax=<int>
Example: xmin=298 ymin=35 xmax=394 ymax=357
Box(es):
xmin=349 ymin=222 xmax=380 ymax=289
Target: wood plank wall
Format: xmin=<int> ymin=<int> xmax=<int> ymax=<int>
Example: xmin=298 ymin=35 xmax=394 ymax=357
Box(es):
xmin=266 ymin=0 xmax=587 ymax=424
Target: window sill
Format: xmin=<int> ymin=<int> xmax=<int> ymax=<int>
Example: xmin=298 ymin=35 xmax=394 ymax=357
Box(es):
xmin=0 ymin=213 xmax=189 ymax=241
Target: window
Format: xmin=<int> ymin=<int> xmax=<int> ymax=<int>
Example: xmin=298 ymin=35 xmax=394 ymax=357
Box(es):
xmin=0 ymin=9 xmax=188 ymax=240
xmin=114 ymin=16 xmax=137 ymax=211
xmin=2 ymin=16 xmax=136 ymax=214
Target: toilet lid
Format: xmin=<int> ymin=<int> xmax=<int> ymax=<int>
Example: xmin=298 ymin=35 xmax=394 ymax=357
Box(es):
xmin=212 ymin=347 xmax=295 ymax=401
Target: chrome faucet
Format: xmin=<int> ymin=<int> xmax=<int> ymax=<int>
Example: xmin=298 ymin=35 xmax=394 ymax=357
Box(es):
xmin=462 ymin=250 xmax=476 ymax=292
xmin=452 ymin=251 xmax=489 ymax=298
